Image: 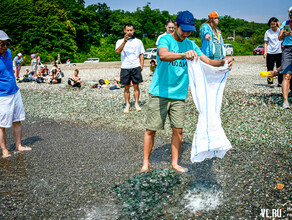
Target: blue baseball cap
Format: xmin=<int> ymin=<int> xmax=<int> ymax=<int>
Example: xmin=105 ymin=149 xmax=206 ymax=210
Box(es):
xmin=176 ymin=11 xmax=196 ymax=32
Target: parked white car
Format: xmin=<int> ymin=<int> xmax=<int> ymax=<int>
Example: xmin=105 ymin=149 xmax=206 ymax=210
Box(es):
xmin=224 ymin=44 xmax=233 ymax=56
xmin=227 ymin=36 xmax=234 ymax=41
xmin=84 ymin=58 xmax=100 ymax=63
xmin=144 ymin=48 xmax=157 ymax=59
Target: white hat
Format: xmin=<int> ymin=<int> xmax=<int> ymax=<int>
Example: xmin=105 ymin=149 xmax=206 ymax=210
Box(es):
xmin=289 ymin=6 xmax=292 ymax=12
xmin=0 ymin=30 xmax=12 ymax=41
xmin=17 ymin=53 xmax=22 ymax=56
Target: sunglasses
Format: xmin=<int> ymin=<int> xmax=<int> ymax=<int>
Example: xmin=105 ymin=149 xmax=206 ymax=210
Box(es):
xmin=0 ymin=42 xmax=11 ymax=47
xmin=289 ymin=10 xmax=292 ymax=15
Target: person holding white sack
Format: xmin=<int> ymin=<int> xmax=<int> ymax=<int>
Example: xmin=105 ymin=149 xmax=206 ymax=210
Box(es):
xmin=140 ymin=11 xmax=232 ymax=173
xmin=188 ymin=59 xmax=232 ymax=163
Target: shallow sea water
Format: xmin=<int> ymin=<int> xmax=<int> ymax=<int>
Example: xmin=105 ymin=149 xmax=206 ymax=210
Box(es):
xmin=1 ymin=58 xmax=291 ymax=218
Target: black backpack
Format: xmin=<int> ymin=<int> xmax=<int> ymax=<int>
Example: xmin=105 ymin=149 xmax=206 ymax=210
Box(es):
xmin=99 ymin=79 xmax=105 ymax=85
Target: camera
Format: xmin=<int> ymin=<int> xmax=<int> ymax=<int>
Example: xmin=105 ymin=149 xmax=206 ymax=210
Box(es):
xmin=128 ymin=35 xmax=135 ymax=39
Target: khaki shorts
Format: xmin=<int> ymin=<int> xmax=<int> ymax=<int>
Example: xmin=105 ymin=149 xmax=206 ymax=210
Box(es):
xmin=145 ymin=94 xmax=185 ymax=131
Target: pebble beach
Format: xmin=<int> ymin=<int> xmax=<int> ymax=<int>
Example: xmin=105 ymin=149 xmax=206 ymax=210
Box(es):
xmin=0 ymin=56 xmax=291 ymax=219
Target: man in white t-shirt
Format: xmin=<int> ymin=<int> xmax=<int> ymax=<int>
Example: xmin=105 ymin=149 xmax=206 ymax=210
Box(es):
xmin=116 ymin=23 xmax=145 ymax=113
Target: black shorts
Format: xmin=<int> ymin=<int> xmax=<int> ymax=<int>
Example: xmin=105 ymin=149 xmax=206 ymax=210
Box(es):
xmin=120 ymin=67 xmax=143 ymax=85
xmin=68 ymin=78 xmax=81 ymax=87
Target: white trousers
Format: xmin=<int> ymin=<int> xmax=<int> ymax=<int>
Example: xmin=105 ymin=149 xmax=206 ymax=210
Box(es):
xmin=187 ymin=59 xmax=232 ymax=163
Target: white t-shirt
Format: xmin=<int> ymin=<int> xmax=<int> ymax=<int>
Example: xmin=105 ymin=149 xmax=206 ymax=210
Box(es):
xmin=156 ymin=32 xmax=167 ymax=46
xmin=115 ymin=38 xmax=145 ymax=69
xmin=264 ymin=28 xmax=282 ymax=54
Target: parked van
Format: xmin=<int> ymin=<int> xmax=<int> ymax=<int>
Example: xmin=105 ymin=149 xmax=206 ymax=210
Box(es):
xmin=84 ymin=58 xmax=100 ymax=63
xmin=224 ymin=44 xmax=233 ymax=56
xmin=144 ymin=48 xmax=157 ymax=59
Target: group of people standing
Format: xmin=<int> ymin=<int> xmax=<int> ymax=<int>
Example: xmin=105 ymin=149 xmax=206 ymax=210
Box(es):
xmin=0 ymin=7 xmax=291 ymax=175
xmin=114 ymin=11 xmax=232 ymax=173
xmin=0 ymin=29 xmax=81 ymax=158
xmin=13 ymin=53 xmax=42 ymax=80
xmin=265 ymin=7 xmax=292 ymax=109
xmin=115 ymin=11 xmax=227 ymax=115
xmin=114 ymin=8 xmax=292 ymax=173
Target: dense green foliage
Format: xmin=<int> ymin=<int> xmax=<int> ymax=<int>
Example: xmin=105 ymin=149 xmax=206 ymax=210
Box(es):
xmin=0 ymin=1 xmax=268 ymax=64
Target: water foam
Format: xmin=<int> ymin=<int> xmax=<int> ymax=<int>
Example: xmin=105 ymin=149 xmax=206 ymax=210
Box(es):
xmin=183 ymin=182 xmax=223 ymax=213
xmin=82 ymin=202 xmax=119 ymax=220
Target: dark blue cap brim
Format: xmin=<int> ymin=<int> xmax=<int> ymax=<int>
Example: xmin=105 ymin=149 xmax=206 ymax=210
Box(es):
xmin=180 ymin=24 xmax=196 ymax=32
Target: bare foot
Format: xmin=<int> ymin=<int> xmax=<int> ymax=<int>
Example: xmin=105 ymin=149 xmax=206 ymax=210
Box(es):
xmin=2 ymin=150 xmax=11 ymax=158
xmin=140 ymin=165 xmax=149 ymax=173
xmin=17 ymin=146 xmax=32 ymax=151
xmin=172 ymin=165 xmax=188 ymax=173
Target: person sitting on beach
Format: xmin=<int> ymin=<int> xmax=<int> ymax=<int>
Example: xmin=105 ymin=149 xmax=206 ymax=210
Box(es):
xmin=41 ymin=65 xmax=49 ymax=76
xmin=109 ymin=76 xmax=124 ymax=90
xmin=55 ymin=68 xmax=64 ymax=83
xmin=50 ymin=64 xmax=58 ymax=76
xmin=19 ymin=68 xmax=34 ymax=82
xmin=57 ymin=67 xmax=64 ymax=77
xmin=24 ymin=68 xmax=30 ymax=77
xmin=149 ymin=59 xmax=157 ymax=76
xmin=68 ymin=69 xmax=82 ymax=87
xmin=36 ymin=70 xmax=44 ymax=83
xmin=48 ymin=68 xmax=61 ymax=84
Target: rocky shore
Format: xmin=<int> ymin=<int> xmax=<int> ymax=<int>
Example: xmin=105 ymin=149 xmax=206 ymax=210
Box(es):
xmin=0 ymin=56 xmax=291 ymax=219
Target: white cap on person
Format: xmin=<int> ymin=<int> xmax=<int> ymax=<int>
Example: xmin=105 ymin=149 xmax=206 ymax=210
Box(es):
xmin=0 ymin=30 xmax=12 ymax=41
xmin=17 ymin=53 xmax=22 ymax=56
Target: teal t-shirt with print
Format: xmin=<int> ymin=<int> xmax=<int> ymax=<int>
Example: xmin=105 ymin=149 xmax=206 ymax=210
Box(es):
xmin=149 ymin=34 xmax=203 ymax=100
xmin=280 ymin=20 xmax=292 ymax=46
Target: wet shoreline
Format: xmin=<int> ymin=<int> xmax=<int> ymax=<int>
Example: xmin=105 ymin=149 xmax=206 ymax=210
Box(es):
xmin=1 ymin=57 xmax=291 ymax=218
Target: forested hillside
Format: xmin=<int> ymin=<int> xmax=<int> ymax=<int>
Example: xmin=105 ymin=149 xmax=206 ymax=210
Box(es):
xmin=0 ymin=0 xmax=268 ymax=64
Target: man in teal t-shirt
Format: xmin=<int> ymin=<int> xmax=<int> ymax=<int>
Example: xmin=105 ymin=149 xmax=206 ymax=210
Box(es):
xmin=279 ymin=6 xmax=292 ymax=109
xmin=140 ymin=11 xmax=232 ymax=173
